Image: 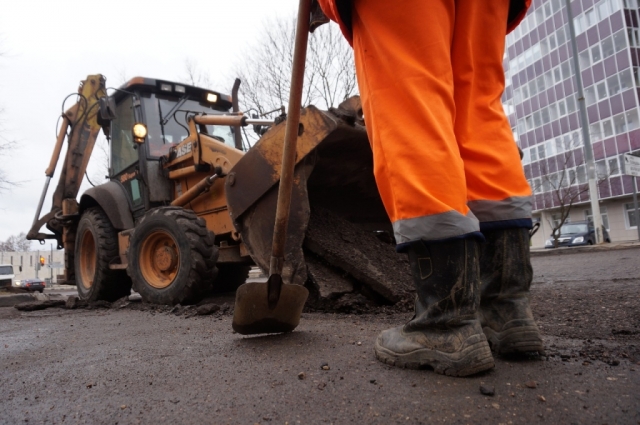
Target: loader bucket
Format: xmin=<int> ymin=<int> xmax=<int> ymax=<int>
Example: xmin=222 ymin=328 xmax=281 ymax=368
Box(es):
xmin=227 ymin=98 xmax=409 ymax=333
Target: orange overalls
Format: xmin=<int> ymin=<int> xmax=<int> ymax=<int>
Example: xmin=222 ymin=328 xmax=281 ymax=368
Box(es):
xmin=317 ymin=0 xmax=533 ymax=246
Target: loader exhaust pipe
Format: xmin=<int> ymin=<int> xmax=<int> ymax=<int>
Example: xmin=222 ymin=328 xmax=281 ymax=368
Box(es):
xmin=231 ymin=78 xmax=243 ymax=151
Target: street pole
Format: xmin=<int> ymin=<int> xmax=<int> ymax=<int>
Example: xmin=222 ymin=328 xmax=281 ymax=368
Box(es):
xmin=35 ymin=250 xmax=39 ymax=279
xmin=633 ymin=177 xmax=640 ymax=241
xmin=564 ymin=0 xmax=603 ymax=243
xmin=50 ymin=244 xmax=53 ymax=284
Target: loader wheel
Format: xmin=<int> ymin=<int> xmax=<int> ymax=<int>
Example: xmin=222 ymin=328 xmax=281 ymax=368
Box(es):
xmin=127 ymin=207 xmax=218 ymax=305
xmin=75 ymin=207 xmax=132 ymax=302
xmin=213 ymin=264 xmax=251 ymax=293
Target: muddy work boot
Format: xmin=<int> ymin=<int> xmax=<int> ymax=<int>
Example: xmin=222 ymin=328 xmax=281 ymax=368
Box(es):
xmin=479 ymin=227 xmax=544 ymax=355
xmin=374 ymin=238 xmax=494 ymax=377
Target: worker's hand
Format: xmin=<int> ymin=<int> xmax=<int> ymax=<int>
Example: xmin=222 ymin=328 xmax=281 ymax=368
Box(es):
xmin=310 ymin=0 xmax=329 ymax=33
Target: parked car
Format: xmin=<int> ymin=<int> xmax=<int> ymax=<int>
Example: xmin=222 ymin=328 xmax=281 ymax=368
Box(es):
xmin=544 ymin=221 xmax=611 ymax=248
xmin=21 ymin=279 xmax=46 ymax=293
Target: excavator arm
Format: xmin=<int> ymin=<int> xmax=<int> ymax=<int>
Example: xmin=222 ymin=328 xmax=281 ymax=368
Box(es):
xmin=27 ymin=75 xmax=108 ymax=246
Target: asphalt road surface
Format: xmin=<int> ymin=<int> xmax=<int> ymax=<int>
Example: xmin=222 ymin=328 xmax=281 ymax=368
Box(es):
xmin=1 ymin=247 xmax=638 ymax=424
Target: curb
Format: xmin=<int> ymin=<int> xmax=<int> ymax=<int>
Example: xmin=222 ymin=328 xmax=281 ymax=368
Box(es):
xmin=531 ymin=243 xmax=640 ymax=257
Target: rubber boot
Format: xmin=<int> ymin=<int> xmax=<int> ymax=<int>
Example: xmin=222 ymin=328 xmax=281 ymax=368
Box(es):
xmin=374 ymin=238 xmax=495 ymax=377
xmin=478 ymin=228 xmax=544 ymax=355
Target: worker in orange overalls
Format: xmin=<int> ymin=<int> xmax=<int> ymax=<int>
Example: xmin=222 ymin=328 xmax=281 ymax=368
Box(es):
xmin=315 ymin=0 xmax=543 ymax=376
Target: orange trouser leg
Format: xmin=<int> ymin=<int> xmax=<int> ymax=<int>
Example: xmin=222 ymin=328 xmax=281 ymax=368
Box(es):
xmin=452 ymin=0 xmax=532 ymax=227
xmin=352 ymin=0 xmax=478 ymax=244
xmin=352 ymin=0 xmax=531 ymax=244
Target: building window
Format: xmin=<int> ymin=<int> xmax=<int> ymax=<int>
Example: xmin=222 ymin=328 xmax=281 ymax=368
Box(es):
xmin=629 ymin=28 xmax=640 ymax=47
xmin=606 ymin=74 xmax=621 ymax=97
xmin=602 ymin=36 xmax=616 ymax=59
xmin=624 ymin=203 xmax=638 ymax=229
xmin=585 ymin=207 xmax=610 ymax=230
xmin=596 ymin=160 xmax=608 ymax=178
xmin=610 ymin=0 xmax=622 ymax=13
xmin=577 ymin=165 xmax=587 ymax=184
xmin=608 ymin=157 xmax=621 ymax=176
xmin=613 ymin=113 xmax=627 ymax=134
xmin=566 ymin=95 xmax=577 ymax=114
xmin=579 ymin=50 xmax=591 ymax=69
xmin=30 ymin=256 xmax=33 ymax=266
xmin=619 ymin=68 xmax=634 ymax=91
xmin=568 ymin=168 xmax=577 ymax=185
xmin=585 ymin=86 xmax=597 ymax=105
xmin=558 ymin=99 xmax=567 ymax=116
xmin=613 ymin=29 xmax=628 ymax=52
xmin=554 ymin=66 xmax=563 ymax=84
xmin=538 ymin=143 xmax=546 ymax=160
xmin=551 ymin=213 xmax=566 ymax=228
xmin=591 ymin=44 xmax=602 ymax=63
xmin=590 ymin=123 xmax=602 ymax=142
xmin=602 ymin=119 xmax=614 ymax=138
xmin=561 ymin=60 xmax=572 ymax=80
xmin=625 ymin=110 xmax=640 ymax=132
xmin=534 ymin=178 xmax=542 ymax=194
xmin=599 ymin=1 xmax=611 ymax=18
xmin=596 ymin=81 xmax=608 ymax=101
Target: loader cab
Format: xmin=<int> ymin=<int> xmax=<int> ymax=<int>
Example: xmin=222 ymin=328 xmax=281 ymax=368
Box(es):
xmin=107 ymin=77 xmax=235 ymax=216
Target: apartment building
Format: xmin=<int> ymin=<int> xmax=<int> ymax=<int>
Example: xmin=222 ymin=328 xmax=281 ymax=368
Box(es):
xmin=502 ymin=0 xmax=640 ymax=247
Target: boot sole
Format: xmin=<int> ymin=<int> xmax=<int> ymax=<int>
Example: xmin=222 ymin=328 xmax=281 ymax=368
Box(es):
xmin=483 ymin=319 xmax=544 ymax=355
xmin=374 ymin=333 xmax=494 ymax=377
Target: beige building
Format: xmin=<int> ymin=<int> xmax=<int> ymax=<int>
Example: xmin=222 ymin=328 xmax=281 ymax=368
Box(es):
xmin=0 ymin=249 xmax=66 ymax=284
xmin=530 ymin=196 xmax=639 ymax=248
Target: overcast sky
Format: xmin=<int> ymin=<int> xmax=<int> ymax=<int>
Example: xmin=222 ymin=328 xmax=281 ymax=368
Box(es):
xmin=0 ymin=0 xmax=299 ymax=248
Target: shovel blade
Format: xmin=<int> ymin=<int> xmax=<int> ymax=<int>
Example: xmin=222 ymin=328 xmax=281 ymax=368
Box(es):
xmin=232 ymin=281 xmax=309 ymax=335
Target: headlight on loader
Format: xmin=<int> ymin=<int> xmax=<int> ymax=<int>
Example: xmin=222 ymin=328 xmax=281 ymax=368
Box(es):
xmin=206 ymin=92 xmax=218 ymax=103
xmin=132 ymin=123 xmax=148 ymax=143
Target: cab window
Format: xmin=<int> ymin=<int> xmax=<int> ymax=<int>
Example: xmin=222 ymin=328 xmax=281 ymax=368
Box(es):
xmin=141 ymin=93 xmax=236 ymax=158
xmin=110 ymin=96 xmax=138 ymax=175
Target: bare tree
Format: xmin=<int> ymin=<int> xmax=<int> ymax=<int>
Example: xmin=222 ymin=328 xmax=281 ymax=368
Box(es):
xmin=113 ymin=68 xmax=130 ymax=87
xmin=87 ymin=135 xmax=110 ymax=186
xmin=0 ymin=232 xmax=31 ymax=252
xmin=533 ymin=140 xmax=609 ymax=247
xmin=180 ymin=58 xmax=214 ymax=88
xmin=0 ymin=130 xmax=18 ymax=193
xmin=0 ymin=45 xmax=19 ymax=192
xmin=232 ymin=15 xmax=357 ymax=143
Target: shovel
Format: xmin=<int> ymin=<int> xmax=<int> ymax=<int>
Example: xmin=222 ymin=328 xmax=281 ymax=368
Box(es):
xmin=232 ymin=0 xmax=313 ymax=335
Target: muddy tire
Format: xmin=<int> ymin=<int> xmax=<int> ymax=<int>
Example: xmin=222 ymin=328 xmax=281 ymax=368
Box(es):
xmin=75 ymin=207 xmax=132 ymax=302
xmin=127 ymin=207 xmax=218 ymax=305
xmin=213 ymin=264 xmax=251 ymax=292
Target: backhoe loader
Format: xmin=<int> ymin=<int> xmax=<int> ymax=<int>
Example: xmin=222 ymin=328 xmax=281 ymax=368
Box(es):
xmin=27 ymin=74 xmax=411 ymax=307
